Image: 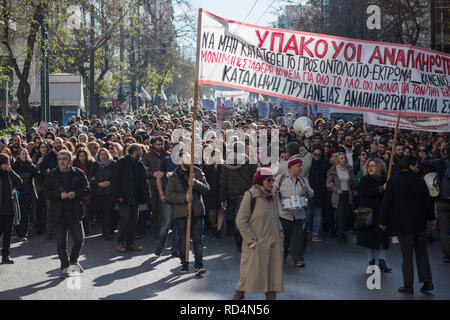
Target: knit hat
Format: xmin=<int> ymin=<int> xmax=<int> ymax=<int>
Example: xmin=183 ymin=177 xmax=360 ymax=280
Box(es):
xmin=288 ymin=158 xmax=302 ymax=168
xmin=252 ymin=167 xmax=274 ymax=185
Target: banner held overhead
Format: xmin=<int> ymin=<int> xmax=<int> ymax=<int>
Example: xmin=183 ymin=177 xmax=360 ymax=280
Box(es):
xmin=197 ymin=9 xmax=450 ymax=118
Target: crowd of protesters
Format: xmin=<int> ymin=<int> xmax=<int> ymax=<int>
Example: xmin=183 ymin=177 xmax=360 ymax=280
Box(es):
xmin=0 ymin=102 xmax=449 ymax=297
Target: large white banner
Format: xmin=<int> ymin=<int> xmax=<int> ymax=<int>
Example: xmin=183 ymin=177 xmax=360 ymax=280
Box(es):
xmin=197 ymin=9 xmax=450 ymax=118
xmin=364 ymin=112 xmax=450 ymax=132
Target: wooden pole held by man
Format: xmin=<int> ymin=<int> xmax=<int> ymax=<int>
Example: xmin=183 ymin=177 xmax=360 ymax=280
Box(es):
xmin=185 ymin=9 xmax=202 ymax=263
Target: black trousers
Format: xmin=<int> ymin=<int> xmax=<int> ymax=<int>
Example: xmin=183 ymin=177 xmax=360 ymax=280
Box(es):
xmin=336 ymin=191 xmax=350 ymax=239
xmin=280 ymin=217 xmax=305 ymax=263
xmin=231 ymin=198 xmax=243 ymax=250
xmin=117 ymin=203 xmax=139 ymax=246
xmin=16 ymin=193 xmax=33 ymax=238
xmin=0 ymin=214 xmax=14 ymax=259
xmin=54 ymin=212 xmax=85 ymax=270
xmin=94 ymin=194 xmax=115 ymax=236
xmin=151 ymin=186 xmax=162 ymax=236
xmin=35 ymin=192 xmax=46 ymax=233
xmin=398 ymin=229 xmax=433 ymax=287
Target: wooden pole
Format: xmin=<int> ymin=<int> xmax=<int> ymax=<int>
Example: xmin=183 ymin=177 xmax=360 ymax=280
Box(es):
xmin=185 ymin=9 xmax=202 ymax=264
xmin=386 ymin=113 xmax=401 ymax=180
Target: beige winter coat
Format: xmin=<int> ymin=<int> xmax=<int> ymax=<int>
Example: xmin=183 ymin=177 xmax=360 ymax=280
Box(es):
xmin=235 ymin=185 xmax=284 ymax=294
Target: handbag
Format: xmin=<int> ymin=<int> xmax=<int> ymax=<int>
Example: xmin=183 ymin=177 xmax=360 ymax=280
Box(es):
xmin=354 ymin=207 xmax=373 ymax=228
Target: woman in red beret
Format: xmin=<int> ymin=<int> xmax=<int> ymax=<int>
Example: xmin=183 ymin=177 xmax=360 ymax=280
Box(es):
xmin=233 ymin=167 xmax=284 ymax=300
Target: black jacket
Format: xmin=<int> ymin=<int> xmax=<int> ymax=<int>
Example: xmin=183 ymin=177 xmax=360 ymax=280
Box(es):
xmin=112 ymin=155 xmax=150 ymax=205
xmin=379 ymin=170 xmax=435 ymax=236
xmin=0 ymin=169 xmax=23 ymax=216
xmin=90 ymin=159 xmax=116 ymax=196
xmin=308 ymin=157 xmax=330 ymax=208
xmin=219 ymin=155 xmax=257 ymax=202
xmin=43 ymin=166 xmax=90 ymax=224
xmin=356 ymin=174 xmax=389 ymax=250
xmin=12 ymin=159 xmax=40 ymax=199
xmin=142 ymin=148 xmax=170 ymax=188
xmin=39 ymin=150 xmax=58 ymax=178
xmin=203 ymin=164 xmax=222 ymax=210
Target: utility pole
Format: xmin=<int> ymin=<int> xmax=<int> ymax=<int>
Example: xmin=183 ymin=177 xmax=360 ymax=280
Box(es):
xmin=130 ymin=5 xmax=136 ymax=111
xmin=40 ymin=3 xmax=50 ymax=122
xmin=137 ymin=0 xmax=141 ymax=109
xmin=119 ymin=6 xmax=125 ymax=106
xmin=89 ymin=3 xmax=96 ymax=117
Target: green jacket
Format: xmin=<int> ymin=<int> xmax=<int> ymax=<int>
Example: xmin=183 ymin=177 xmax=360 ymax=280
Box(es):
xmin=165 ymin=166 xmax=210 ymax=219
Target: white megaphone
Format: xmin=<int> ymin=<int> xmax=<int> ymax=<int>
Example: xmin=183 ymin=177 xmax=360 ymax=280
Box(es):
xmin=293 ymin=117 xmax=314 ymax=137
xmin=424 ymin=172 xmax=440 ymax=197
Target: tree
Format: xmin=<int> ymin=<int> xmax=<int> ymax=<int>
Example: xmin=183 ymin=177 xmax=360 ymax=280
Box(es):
xmin=1 ymin=0 xmax=45 ymax=133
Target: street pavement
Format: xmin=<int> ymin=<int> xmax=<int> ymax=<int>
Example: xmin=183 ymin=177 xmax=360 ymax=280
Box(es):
xmin=1 ymin=224 xmax=449 ymax=300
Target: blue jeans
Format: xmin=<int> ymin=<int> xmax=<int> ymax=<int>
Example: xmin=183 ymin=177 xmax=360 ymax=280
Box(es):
xmin=175 ymin=215 xmax=204 ymax=267
xmin=365 ymin=247 xmax=386 ymax=261
xmin=306 ymin=200 xmax=323 ymax=236
xmin=157 ymin=203 xmax=179 ymax=253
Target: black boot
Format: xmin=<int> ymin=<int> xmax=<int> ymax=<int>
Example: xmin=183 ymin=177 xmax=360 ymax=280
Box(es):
xmin=378 ymin=259 xmax=392 ymax=273
xmin=232 ymin=290 xmax=245 ymax=300
xmin=399 ymin=286 xmax=414 ymax=295
xmin=265 ymin=292 xmax=276 ymax=300
xmin=369 ymin=259 xmax=376 ymax=266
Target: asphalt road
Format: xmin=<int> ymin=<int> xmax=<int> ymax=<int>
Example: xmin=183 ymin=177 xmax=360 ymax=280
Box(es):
xmin=1 ymin=224 xmax=449 ymax=300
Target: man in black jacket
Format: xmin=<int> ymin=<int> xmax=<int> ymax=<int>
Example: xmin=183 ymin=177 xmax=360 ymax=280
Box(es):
xmin=44 ymin=150 xmax=90 ymax=279
xmin=113 ymin=144 xmax=150 ymax=253
xmin=379 ymin=156 xmax=436 ymax=295
xmin=220 ymin=142 xmax=257 ymax=252
xmin=40 ymin=137 xmax=64 ymax=240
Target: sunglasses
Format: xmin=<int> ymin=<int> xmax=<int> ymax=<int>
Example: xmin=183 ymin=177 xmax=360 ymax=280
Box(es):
xmin=266 ymin=178 xmax=274 ymax=182
xmin=418 ymin=149 xmax=426 ymax=152
xmin=324 ymin=144 xmax=330 ymax=147
xmin=313 ymin=152 xmax=322 ymax=156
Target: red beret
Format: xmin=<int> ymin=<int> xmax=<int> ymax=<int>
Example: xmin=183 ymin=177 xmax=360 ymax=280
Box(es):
xmin=252 ymin=167 xmax=274 ymax=185
xmin=288 ymin=158 xmax=302 ymax=168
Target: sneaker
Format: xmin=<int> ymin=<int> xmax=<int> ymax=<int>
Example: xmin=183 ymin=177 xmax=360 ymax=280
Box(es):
xmin=444 ymin=254 xmax=450 ymax=263
xmin=19 ymin=236 xmax=28 ymax=242
xmin=312 ymin=235 xmax=323 ymax=242
xmin=180 ymin=263 xmax=189 ymax=274
xmin=392 ymin=236 xmax=400 ymax=244
xmin=154 ymin=247 xmax=163 ymax=257
xmin=295 ymin=259 xmax=305 ymax=268
xmin=59 ymin=268 xmax=69 ymax=279
xmin=195 ymin=263 xmax=206 ymax=276
xmin=71 ymin=262 xmax=84 ymax=273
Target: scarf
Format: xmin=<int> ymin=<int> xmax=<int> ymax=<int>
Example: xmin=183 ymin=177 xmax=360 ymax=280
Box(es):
xmin=96 ymin=158 xmax=113 ymax=168
xmin=254 ymin=184 xmax=274 ymax=202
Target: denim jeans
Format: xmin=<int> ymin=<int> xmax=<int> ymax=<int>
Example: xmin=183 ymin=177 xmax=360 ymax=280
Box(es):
xmin=365 ymin=247 xmax=386 ymax=262
xmin=175 ymin=215 xmax=204 ymax=267
xmin=306 ymin=201 xmax=323 ymax=236
xmin=157 ymin=203 xmax=179 ymax=253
